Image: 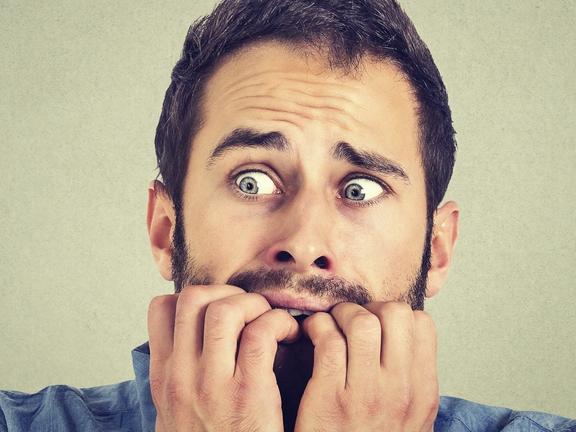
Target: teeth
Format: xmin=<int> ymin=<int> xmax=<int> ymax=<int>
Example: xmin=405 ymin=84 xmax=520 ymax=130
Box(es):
xmin=278 ymin=308 xmax=314 ymax=317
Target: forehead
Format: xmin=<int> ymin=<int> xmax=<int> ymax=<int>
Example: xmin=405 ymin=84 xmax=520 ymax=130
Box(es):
xmin=192 ymin=40 xmax=421 ymax=175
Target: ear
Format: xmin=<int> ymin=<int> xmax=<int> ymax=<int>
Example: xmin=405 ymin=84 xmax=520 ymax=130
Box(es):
xmin=147 ymin=180 xmax=175 ymax=281
xmin=426 ymin=200 xmax=460 ymax=298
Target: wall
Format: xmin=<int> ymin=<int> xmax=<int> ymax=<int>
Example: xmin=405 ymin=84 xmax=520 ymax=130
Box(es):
xmin=0 ymin=0 xmax=574 ymax=419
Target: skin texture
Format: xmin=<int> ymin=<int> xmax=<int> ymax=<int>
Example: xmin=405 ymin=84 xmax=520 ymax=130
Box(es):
xmin=147 ymin=41 xmax=459 ymax=431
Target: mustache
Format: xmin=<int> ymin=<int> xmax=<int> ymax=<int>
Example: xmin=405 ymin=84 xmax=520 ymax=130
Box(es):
xmin=226 ymin=268 xmax=373 ymax=305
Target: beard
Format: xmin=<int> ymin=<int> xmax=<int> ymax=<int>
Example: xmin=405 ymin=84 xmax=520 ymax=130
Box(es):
xmin=170 ymin=205 xmax=432 ymax=430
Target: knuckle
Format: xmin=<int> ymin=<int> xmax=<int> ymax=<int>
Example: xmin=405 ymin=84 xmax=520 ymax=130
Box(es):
xmin=178 ymin=285 xmax=210 ymax=307
xmin=205 ymin=299 xmax=240 ymax=325
xmin=333 ymin=391 xmax=350 ymax=419
xmin=220 ymin=283 xmax=246 ymax=295
xmin=148 ymin=294 xmax=176 ymax=315
xmin=317 ymin=353 xmax=345 ymax=372
xmin=148 ymin=370 xmax=166 ymax=402
xmin=194 ymin=371 xmax=218 ymax=407
xmin=348 ymin=311 xmax=381 ymax=337
xmin=306 ymin=311 xmax=330 ymax=326
xmin=413 ymin=310 xmax=436 ymax=330
xmin=244 ymin=292 xmax=272 ymax=308
xmin=321 ymin=331 xmax=346 ymax=358
xmin=427 ymin=395 xmax=441 ymax=417
xmin=383 ymin=301 xmax=414 ymax=317
xmin=242 ymin=321 xmax=268 ymax=342
xmin=239 ymin=325 xmax=268 ymax=363
xmin=164 ymin=374 xmax=192 ymax=407
xmin=390 ymin=386 xmax=412 ymax=419
xmin=305 ymin=311 xmax=336 ymax=333
xmin=391 ymin=396 xmax=411 ymax=419
xmin=324 ymin=331 xmax=346 ymax=349
xmin=230 ymin=375 xmax=254 ymax=407
xmin=265 ymin=307 xmax=290 ymax=320
xmin=361 ymin=392 xmax=385 ymax=417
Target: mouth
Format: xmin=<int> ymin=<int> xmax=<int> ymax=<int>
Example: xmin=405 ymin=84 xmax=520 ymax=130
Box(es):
xmin=260 ymin=289 xmax=334 ymax=319
xmin=272 ymin=307 xmax=315 ymax=317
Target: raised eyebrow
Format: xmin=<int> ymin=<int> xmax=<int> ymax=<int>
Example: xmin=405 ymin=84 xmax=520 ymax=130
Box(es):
xmin=206 ymin=128 xmax=410 ymax=185
xmin=206 ymin=128 xmax=291 ymax=169
xmin=331 ymin=141 xmax=411 ymax=184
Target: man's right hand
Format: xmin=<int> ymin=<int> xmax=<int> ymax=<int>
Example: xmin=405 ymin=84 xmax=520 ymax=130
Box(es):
xmin=147 ymin=285 xmax=300 ymax=431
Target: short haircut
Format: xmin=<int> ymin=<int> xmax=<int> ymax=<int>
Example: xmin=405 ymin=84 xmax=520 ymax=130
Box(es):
xmin=154 ymin=0 xmax=456 ymax=218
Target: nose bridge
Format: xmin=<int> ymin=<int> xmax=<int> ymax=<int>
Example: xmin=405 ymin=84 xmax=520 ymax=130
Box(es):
xmin=291 ymin=188 xmax=330 ymax=241
xmin=265 ymin=185 xmax=336 ymax=273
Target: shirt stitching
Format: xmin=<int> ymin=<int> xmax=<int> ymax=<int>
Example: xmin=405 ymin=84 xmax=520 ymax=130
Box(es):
xmin=512 ymin=414 xmax=555 ymax=432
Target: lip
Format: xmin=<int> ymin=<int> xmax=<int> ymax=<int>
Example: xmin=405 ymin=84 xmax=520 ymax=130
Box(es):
xmin=259 ymin=290 xmax=335 ymax=312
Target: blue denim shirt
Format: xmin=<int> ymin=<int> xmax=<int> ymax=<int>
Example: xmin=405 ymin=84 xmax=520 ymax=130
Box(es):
xmin=1 ymin=342 xmax=574 ymax=431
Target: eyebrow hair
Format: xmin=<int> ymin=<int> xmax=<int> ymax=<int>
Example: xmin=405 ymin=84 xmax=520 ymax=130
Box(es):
xmin=206 ymin=127 xmax=410 ymax=184
xmin=206 ymin=128 xmax=290 ymax=168
xmin=331 ymin=141 xmax=410 ymax=184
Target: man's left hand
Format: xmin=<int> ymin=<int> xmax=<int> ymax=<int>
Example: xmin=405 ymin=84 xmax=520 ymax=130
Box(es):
xmin=294 ymin=301 xmax=439 ymax=431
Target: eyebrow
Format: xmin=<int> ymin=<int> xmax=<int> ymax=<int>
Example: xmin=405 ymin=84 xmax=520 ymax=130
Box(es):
xmin=206 ymin=127 xmax=410 ymax=184
xmin=206 ymin=128 xmax=289 ymax=168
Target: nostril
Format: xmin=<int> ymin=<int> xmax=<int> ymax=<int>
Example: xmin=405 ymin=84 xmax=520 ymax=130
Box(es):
xmin=276 ymin=250 xmax=294 ymax=263
xmin=314 ymin=256 xmax=329 ymax=269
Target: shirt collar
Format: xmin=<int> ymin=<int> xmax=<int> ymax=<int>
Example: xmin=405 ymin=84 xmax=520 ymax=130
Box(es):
xmin=132 ymin=341 xmax=156 ymax=431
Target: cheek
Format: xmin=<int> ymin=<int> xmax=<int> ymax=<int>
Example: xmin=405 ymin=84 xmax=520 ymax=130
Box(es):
xmin=340 ymin=204 xmax=426 ymax=291
xmin=184 ymin=198 xmax=267 ymax=275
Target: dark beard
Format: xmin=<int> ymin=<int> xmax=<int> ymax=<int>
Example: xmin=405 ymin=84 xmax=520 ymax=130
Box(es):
xmin=170 ymin=205 xmax=432 ymax=430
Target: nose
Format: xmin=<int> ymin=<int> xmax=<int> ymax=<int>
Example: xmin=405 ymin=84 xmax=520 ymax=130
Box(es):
xmin=262 ymin=195 xmax=336 ymax=274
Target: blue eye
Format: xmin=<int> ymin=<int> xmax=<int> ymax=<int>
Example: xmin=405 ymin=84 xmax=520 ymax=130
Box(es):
xmin=234 ymin=171 xmax=277 ymax=195
xmin=342 ymin=178 xmax=384 ymax=201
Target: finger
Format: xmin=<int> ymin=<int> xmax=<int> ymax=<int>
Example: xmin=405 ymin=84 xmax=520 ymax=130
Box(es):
xmin=302 ymin=312 xmax=347 ymax=389
xmin=235 ymin=308 xmax=300 ymax=380
xmin=172 ymin=285 xmax=245 ymax=369
xmin=404 ymin=311 xmax=440 ymax=431
xmin=364 ymin=301 xmax=415 ymax=375
xmin=330 ymin=303 xmax=382 ymax=388
xmin=148 ymin=294 xmax=178 ymax=365
xmin=147 ymin=294 xmax=178 ymax=427
xmin=200 ymin=292 xmax=273 ymax=378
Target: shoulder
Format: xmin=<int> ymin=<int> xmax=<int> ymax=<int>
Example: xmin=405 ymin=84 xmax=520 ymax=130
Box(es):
xmin=437 ymin=396 xmax=576 ymax=432
xmin=0 ymin=380 xmax=141 ymax=432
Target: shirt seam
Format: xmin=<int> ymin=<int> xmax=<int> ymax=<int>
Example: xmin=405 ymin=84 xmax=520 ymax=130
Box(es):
xmin=513 ymin=414 xmax=554 ymax=432
xmin=443 ymin=415 xmax=473 ymax=432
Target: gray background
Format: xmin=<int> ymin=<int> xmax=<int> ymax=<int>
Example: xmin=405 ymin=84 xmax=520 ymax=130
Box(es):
xmin=1 ymin=0 xmax=575 ymax=419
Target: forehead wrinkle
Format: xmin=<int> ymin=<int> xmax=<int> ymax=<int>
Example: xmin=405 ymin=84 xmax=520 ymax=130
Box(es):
xmin=236 ymin=100 xmax=362 ymax=133
xmin=217 ymin=66 xmax=364 ymax=101
xmin=282 ymin=75 xmax=366 ymax=97
xmin=224 ymin=79 xmax=370 ymax=132
xmin=237 ymin=106 xmax=347 ymax=133
xmin=216 ymin=68 xmax=279 ymax=98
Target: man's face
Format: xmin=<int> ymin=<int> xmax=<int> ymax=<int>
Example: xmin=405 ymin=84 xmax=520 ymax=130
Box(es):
xmin=171 ymin=40 xmax=430 ymax=310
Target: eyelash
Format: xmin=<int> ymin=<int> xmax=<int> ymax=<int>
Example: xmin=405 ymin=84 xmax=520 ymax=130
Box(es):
xmin=227 ymin=169 xmax=394 ymax=207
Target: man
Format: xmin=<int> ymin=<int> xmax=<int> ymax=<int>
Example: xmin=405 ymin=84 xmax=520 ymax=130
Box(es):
xmin=0 ymin=0 xmax=574 ymax=431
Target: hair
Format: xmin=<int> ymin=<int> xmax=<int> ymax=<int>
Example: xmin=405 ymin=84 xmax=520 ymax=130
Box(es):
xmin=154 ymin=0 xmax=456 ymax=220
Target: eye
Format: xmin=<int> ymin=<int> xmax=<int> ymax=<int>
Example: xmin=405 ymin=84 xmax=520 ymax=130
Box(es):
xmin=234 ymin=170 xmax=278 ymax=196
xmin=342 ymin=177 xmax=385 ymax=202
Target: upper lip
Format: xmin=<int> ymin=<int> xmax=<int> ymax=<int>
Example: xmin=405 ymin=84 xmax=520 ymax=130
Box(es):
xmin=258 ymin=289 xmax=336 ymax=312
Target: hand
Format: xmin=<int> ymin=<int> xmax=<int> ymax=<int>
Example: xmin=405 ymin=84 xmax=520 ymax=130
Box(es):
xmin=295 ymin=301 xmax=439 ymax=432
xmin=147 ymin=285 xmax=300 ymax=431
